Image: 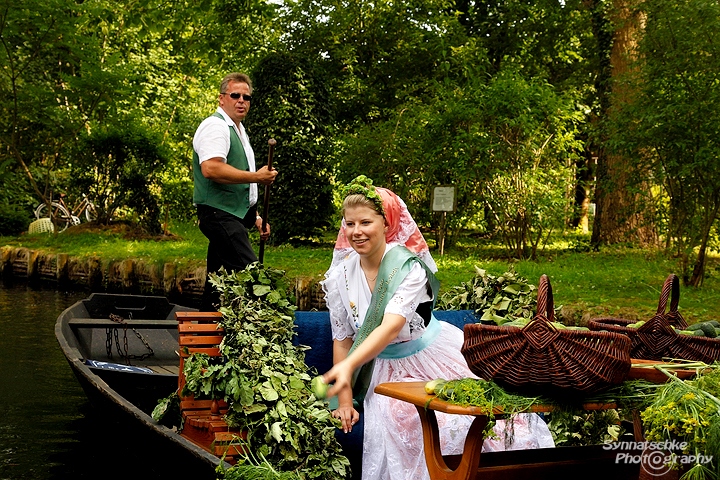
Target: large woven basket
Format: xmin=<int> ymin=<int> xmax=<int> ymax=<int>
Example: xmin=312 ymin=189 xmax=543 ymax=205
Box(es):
xmin=589 ymin=274 xmax=720 ymax=363
xmin=461 ymin=274 xmax=631 ymax=396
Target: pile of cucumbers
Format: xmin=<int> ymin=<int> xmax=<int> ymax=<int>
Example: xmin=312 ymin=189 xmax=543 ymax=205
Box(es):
xmin=680 ymin=320 xmax=720 ymax=338
xmin=625 ymin=319 xmax=720 ymax=338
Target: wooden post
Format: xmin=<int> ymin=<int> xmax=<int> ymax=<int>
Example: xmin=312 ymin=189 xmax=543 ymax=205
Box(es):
xmin=440 ymin=212 xmax=447 ymax=256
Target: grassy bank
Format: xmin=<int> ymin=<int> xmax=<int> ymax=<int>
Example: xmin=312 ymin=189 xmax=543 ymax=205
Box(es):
xmin=3 ymin=221 xmax=719 ymax=323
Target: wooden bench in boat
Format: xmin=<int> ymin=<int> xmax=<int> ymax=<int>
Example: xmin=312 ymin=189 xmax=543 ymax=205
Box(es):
xmin=175 ymin=311 xmax=245 ymax=464
xmin=375 ymin=381 xmax=643 ymax=480
xmin=68 ymin=318 xmax=178 ymax=328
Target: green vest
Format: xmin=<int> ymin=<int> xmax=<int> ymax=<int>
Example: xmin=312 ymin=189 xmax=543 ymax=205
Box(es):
xmin=193 ymin=112 xmax=251 ymax=219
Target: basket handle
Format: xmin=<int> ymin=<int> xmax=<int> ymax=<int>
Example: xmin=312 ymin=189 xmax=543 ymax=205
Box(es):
xmin=656 ymin=273 xmax=687 ymax=328
xmin=655 ymin=274 xmax=679 ymax=316
xmin=535 ymin=274 xmax=554 ymax=322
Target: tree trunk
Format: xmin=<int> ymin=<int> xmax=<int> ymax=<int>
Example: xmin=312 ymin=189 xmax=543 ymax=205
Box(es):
xmin=572 ymin=149 xmax=595 ymax=233
xmin=590 ymin=0 xmax=657 ymax=246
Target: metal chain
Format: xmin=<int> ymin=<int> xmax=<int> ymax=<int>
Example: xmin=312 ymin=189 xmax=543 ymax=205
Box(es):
xmin=106 ymin=328 xmax=113 ymax=358
xmin=106 ymin=313 xmax=155 ymax=365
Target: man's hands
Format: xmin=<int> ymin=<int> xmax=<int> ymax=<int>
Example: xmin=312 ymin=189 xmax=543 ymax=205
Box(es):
xmin=256 ymin=165 xmax=278 ymax=185
xmin=255 ymin=216 xmax=270 ymax=240
xmin=200 ymin=158 xmax=278 ymax=185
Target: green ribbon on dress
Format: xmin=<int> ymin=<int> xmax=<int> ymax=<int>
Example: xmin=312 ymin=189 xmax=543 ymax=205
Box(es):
xmin=346 ymin=246 xmax=440 ymax=411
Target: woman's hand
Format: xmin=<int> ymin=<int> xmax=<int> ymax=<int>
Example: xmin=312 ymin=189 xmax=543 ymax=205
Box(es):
xmin=323 ymin=360 xmax=358 ymax=432
xmin=323 ymin=361 xmax=353 ymax=400
xmin=331 ymin=405 xmax=360 ymax=434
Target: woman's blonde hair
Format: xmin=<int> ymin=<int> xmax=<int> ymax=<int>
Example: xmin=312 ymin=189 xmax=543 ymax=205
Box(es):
xmin=342 ymin=194 xmax=383 ymax=217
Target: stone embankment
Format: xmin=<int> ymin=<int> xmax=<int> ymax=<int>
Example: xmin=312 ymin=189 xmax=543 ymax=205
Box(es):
xmin=0 ymin=246 xmax=326 ymax=311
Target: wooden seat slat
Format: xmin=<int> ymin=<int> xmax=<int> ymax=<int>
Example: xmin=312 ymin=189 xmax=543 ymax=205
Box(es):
xmin=184 ymin=416 xmax=232 ymax=430
xmin=178 ymin=323 xmax=224 ymax=333
xmin=176 ymin=311 xmax=223 ymax=321
xmin=147 ymin=365 xmax=179 ymax=375
xmin=179 ymin=347 xmax=221 ymax=357
xmin=68 ymin=318 xmax=178 ymax=328
xmin=179 ymin=335 xmax=225 ymax=346
xmin=180 ymin=398 xmax=229 ymax=410
xmin=214 ymin=432 xmax=246 ymax=442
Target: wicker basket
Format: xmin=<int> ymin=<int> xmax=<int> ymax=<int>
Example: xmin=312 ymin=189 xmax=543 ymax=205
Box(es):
xmin=461 ymin=274 xmax=631 ymax=396
xmin=28 ymin=218 xmax=54 ymax=234
xmin=587 ymin=274 xmax=720 ymax=362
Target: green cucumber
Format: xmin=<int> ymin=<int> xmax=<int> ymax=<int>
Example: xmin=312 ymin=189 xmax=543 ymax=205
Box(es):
xmin=699 ymin=323 xmax=718 ymax=338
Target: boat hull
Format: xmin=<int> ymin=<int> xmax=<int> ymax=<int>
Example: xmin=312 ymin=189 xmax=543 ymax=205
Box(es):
xmin=55 ymin=293 xmax=229 ymax=477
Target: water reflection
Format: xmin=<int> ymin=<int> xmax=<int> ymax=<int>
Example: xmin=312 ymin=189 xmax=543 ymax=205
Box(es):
xmin=0 ymin=285 xmax=207 ymax=480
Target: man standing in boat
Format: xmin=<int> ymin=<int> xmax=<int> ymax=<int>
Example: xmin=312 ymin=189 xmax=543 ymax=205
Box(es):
xmin=192 ymin=72 xmax=278 ymax=311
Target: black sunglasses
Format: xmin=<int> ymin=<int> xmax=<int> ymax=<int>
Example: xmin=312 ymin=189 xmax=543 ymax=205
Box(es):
xmin=222 ymin=92 xmax=252 ymax=101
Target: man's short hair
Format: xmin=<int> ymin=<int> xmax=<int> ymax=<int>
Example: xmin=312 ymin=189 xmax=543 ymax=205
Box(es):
xmin=220 ymin=73 xmax=253 ymax=94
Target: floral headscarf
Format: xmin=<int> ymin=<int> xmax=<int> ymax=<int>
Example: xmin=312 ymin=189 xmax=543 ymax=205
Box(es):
xmin=328 ymin=176 xmax=437 ymax=272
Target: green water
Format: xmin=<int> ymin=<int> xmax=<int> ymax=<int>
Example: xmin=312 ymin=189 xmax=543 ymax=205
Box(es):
xmin=0 ymin=284 xmax=210 ymax=480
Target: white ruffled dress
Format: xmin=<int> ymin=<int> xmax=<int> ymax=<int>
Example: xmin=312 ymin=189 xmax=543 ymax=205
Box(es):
xmin=322 ymin=244 xmax=554 ymax=480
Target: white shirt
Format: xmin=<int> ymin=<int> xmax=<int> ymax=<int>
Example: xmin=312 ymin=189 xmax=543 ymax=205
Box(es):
xmin=192 ymin=107 xmax=258 ymax=206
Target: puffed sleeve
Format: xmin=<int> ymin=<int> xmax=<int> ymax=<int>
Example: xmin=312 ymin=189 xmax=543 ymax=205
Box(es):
xmin=384 ymin=262 xmax=432 ymax=320
xmin=321 ymin=266 xmax=357 ymax=342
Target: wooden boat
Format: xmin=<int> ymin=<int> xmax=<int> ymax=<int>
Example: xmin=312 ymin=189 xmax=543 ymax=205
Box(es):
xmin=54 ymin=292 xmax=229 ymax=477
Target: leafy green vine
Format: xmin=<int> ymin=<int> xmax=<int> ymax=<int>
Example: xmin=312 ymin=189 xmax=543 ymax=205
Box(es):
xmin=156 ymin=263 xmax=351 ymax=479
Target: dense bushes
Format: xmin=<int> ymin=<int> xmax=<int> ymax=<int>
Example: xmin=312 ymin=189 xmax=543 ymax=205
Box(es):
xmin=0 ymin=204 xmax=31 ymax=236
xmin=67 ymin=124 xmax=169 ymax=235
xmin=248 ymin=52 xmax=336 ymax=244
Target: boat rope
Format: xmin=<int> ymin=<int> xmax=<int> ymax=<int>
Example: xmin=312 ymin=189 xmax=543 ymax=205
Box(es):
xmin=105 ymin=313 xmax=155 ymax=364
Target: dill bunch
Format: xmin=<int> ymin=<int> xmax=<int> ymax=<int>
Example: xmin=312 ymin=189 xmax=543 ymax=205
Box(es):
xmin=641 ymin=365 xmax=720 ymax=480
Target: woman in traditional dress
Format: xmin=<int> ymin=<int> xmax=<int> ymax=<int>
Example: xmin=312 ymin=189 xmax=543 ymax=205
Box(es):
xmin=320 ymin=176 xmax=553 ymax=480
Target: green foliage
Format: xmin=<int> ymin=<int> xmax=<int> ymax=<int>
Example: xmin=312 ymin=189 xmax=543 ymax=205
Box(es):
xmin=477 ymin=68 xmax=582 ymax=258
xmin=0 ymin=163 xmax=34 ymax=235
xmin=151 ymin=391 xmax=182 ymax=428
xmin=280 ymin=0 xmax=471 ymax=126
xmin=248 ymin=52 xmax=335 ymax=244
xmin=436 ymin=266 xmax=538 ymax=324
xmin=159 ymin=175 xmax=195 ymax=223
xmin=0 ymin=204 xmax=31 ymax=236
xmin=546 ymin=409 xmax=622 ymax=447
xmin=607 ymin=0 xmax=720 ymax=285
xmin=434 ymin=377 xmax=546 ymax=416
xmin=641 ymin=366 xmax=720 ymax=479
xmin=0 ymin=0 xmax=106 ymax=202
xmin=218 ymin=446 xmax=303 ymax=479
xmin=456 ymin=0 xmax=598 ymax=90
xmin=334 ymin=66 xmax=582 ymax=254
xmin=68 ymin=124 xmax=169 ymax=234
xmin=0 ymin=163 xmax=35 ymax=210
xmin=181 ymin=263 xmax=351 ymax=479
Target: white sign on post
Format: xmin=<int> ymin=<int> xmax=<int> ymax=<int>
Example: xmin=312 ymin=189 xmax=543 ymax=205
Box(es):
xmin=431 ymin=186 xmax=456 ymax=212
xmin=431 ymin=185 xmax=456 ymax=256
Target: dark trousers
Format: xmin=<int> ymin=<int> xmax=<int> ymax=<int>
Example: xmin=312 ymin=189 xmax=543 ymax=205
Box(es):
xmin=197 ymin=205 xmax=258 ymax=311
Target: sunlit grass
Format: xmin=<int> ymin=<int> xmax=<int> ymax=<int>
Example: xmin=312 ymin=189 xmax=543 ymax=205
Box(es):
xmin=2 ymin=221 xmax=719 ymax=322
